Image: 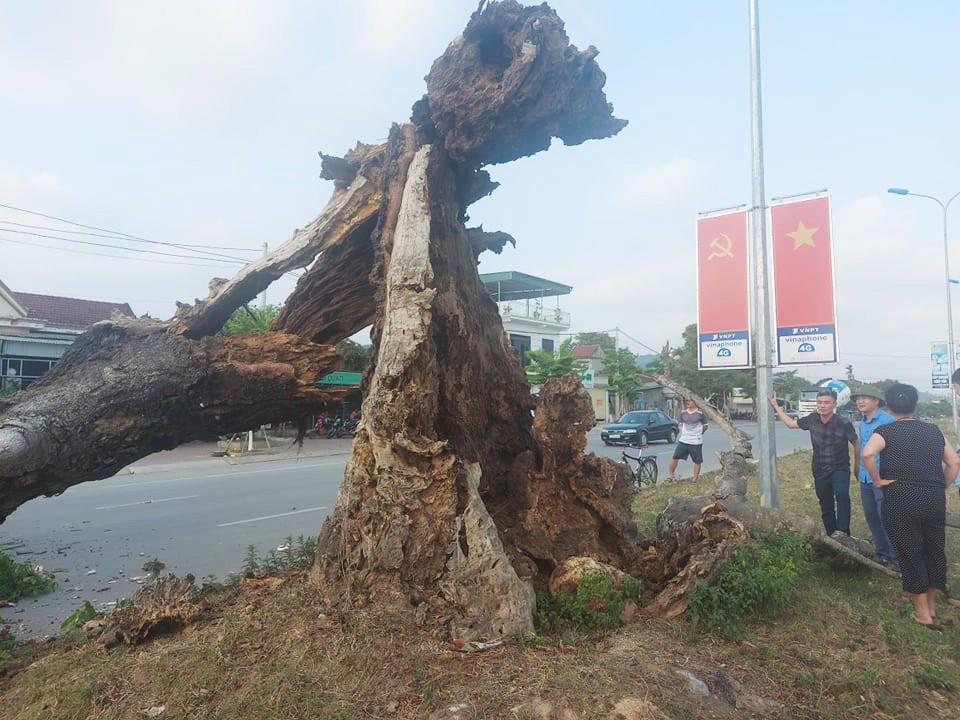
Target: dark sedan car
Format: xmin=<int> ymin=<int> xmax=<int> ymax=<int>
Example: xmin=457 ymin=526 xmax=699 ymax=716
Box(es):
xmin=601 ymin=410 xmax=678 ymax=446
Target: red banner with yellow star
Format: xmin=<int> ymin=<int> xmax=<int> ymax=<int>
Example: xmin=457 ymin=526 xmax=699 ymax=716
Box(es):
xmin=770 ymin=195 xmax=838 ymax=365
xmin=696 ymin=210 xmax=751 ymax=369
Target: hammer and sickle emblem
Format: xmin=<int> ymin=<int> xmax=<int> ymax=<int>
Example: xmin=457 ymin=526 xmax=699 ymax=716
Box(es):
xmin=707 ymin=233 xmax=734 ymax=261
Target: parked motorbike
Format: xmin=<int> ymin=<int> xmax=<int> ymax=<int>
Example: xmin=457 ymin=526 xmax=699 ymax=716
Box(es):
xmin=338 ymin=417 xmax=360 ymax=438
xmin=324 ymin=416 xmax=343 ymax=438
xmin=308 ymin=415 xmax=338 ymax=437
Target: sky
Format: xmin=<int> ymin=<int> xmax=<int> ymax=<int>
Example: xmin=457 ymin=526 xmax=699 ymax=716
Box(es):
xmin=2 ymin=0 xmax=960 ymax=391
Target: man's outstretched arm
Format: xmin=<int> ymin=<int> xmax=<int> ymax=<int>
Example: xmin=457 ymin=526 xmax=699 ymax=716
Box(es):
xmin=768 ymin=392 xmax=799 ymax=429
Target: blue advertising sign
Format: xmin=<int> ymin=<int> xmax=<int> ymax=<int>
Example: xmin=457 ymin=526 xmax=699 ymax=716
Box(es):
xmin=931 ymin=341 xmax=949 ymax=389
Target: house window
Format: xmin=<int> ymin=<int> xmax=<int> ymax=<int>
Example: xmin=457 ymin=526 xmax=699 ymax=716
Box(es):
xmin=1 ymin=356 xmax=56 ymax=390
xmin=541 ymin=338 xmax=554 ymax=353
xmin=509 ymin=333 xmax=532 ymax=366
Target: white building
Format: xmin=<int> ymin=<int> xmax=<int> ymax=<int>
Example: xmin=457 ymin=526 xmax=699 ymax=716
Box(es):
xmin=480 ymin=270 xmax=572 ymax=361
xmin=571 ymin=343 xmax=611 ymax=421
xmin=480 ymin=270 xmax=610 ymax=421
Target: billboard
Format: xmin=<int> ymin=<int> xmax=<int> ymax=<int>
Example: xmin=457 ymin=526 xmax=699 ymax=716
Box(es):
xmin=771 ymin=196 xmax=839 ymax=365
xmin=696 ymin=210 xmax=751 ymax=369
xmin=932 ymin=341 xmax=949 ymax=389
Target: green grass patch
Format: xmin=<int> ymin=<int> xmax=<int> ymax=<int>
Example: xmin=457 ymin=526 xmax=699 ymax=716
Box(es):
xmin=914 ymin=662 xmax=956 ymax=692
xmin=59 ymin=600 xmax=103 ymax=633
xmin=242 ymin=535 xmax=317 ymax=575
xmin=0 ymin=626 xmax=16 ymax=666
xmin=0 ymin=549 xmax=55 ymax=602
xmin=687 ymin=532 xmax=809 ymax=639
xmin=535 ymin=571 xmax=643 ymax=633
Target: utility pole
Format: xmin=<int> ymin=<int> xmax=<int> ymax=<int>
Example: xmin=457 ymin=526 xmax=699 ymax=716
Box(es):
xmin=749 ymin=0 xmax=779 ymax=508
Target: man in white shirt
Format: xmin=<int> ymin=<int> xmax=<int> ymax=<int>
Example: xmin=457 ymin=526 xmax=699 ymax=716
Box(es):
xmin=668 ymin=396 xmax=708 ymax=481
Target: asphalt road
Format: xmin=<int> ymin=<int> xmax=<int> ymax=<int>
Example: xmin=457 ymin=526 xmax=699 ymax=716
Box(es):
xmin=0 ymin=456 xmax=347 ymax=639
xmin=1 ymin=421 xmax=812 ymax=639
xmin=586 ymin=420 xmax=811 ymax=478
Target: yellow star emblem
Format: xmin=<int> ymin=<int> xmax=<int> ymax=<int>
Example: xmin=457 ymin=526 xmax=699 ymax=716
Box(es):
xmin=787 ymin=221 xmax=818 ymax=250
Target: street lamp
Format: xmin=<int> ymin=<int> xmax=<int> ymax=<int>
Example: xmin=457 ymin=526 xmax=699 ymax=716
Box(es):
xmin=888 ymin=187 xmax=960 ymax=438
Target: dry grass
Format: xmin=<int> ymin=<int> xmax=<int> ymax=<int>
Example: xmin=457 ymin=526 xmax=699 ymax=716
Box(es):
xmin=3 ymin=450 xmax=960 ymax=719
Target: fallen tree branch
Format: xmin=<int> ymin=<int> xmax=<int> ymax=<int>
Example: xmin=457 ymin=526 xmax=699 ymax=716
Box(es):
xmin=173 ymin=164 xmax=383 ymax=340
xmin=0 ymin=322 xmax=337 ymax=521
xmin=645 ymin=373 xmax=901 ymax=581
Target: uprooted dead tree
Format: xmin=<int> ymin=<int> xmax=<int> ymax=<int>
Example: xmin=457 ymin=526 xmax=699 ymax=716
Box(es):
xmin=0 ymin=1 xmax=892 ymax=641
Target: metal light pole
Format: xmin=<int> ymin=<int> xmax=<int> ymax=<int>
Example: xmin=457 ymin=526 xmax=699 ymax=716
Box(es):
xmin=750 ymin=0 xmax=778 ymax=508
xmin=888 ymin=187 xmax=960 ymax=438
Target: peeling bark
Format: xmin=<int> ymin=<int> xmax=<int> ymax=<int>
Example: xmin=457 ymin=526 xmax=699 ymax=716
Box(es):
xmin=313 ymin=144 xmax=638 ymax=639
xmin=314 ymin=145 xmax=542 ymax=638
xmin=492 ymin=374 xmax=642 ymax=582
xmin=98 ymin=573 xmax=201 ymax=648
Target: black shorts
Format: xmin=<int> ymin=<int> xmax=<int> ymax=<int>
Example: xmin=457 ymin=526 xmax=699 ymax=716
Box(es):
xmin=672 ymin=441 xmax=703 ymax=464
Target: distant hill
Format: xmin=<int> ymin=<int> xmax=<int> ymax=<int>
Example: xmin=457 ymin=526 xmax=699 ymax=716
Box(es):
xmin=634 ymin=354 xmax=658 ymax=369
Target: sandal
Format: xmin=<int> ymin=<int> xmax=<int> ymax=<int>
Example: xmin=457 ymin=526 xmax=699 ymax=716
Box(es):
xmin=911 ymin=614 xmax=944 ymax=631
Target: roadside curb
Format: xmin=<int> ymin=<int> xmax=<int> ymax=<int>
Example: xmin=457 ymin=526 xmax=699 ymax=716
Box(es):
xmin=122 ymin=442 xmax=352 ymax=476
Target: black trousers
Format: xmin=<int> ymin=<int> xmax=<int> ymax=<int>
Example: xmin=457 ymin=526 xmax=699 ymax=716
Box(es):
xmin=882 ymin=482 xmax=946 ymax=595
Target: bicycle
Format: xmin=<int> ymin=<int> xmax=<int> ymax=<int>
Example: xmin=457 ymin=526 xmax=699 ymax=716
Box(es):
xmin=621 ymin=445 xmax=659 ymax=489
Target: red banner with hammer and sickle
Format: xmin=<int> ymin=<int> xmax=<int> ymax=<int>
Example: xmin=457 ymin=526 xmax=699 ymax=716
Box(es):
xmin=696 ymin=210 xmax=751 ymax=369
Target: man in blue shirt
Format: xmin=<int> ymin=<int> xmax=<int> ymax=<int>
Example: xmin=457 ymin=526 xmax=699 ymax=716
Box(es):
xmin=852 ymin=386 xmax=897 ymax=568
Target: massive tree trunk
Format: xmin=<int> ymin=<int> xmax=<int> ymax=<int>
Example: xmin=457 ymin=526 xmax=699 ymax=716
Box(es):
xmin=0 ymin=1 xmax=639 ymax=638
xmin=313 ymin=141 xmax=639 ymax=639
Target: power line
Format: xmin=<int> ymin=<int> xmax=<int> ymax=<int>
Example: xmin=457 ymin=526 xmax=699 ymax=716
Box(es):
xmin=0 ymin=201 xmax=258 ymax=261
xmin=0 ymin=235 xmax=242 ymax=269
xmin=0 ymin=227 xmax=244 ymax=263
xmin=614 ymin=327 xmax=661 ymax=356
xmin=843 ymin=351 xmax=929 ymax=360
xmin=0 ymin=218 xmax=258 ymax=253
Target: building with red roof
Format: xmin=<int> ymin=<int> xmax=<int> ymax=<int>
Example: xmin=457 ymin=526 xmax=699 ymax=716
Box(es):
xmin=0 ymin=277 xmax=134 ymax=389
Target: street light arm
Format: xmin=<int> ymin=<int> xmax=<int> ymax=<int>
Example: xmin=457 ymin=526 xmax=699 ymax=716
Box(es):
xmin=888 ymin=185 xmax=960 ymax=439
xmin=902 ymin=191 xmax=946 ymax=211
xmin=947 ymin=190 xmax=960 ymax=212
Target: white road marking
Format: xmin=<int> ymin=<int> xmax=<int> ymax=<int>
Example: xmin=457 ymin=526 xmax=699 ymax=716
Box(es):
xmin=217 ymin=506 xmax=328 ymax=527
xmin=96 ymin=495 xmax=201 ymax=510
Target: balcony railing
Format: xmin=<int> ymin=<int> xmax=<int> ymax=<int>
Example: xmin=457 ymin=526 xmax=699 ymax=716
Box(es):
xmin=500 ymin=303 xmax=570 ymax=327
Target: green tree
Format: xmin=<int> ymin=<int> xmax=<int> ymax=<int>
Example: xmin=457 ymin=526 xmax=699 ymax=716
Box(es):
xmin=524 ymin=339 xmax=584 ymax=386
xmin=918 ymin=400 xmax=950 ymax=418
xmin=772 ymin=370 xmax=812 ymax=398
xmin=670 ymin=323 xmax=756 ymax=403
xmin=217 ymin=304 xmax=279 ymax=336
xmin=335 ymin=339 xmax=371 ymax=372
xmin=603 ymin=346 xmax=643 ymax=413
xmin=573 ymin=331 xmax=616 ymax=355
